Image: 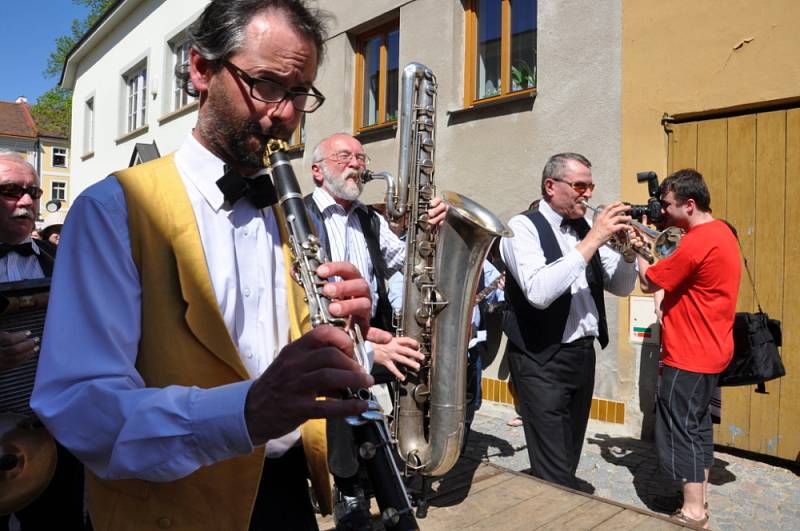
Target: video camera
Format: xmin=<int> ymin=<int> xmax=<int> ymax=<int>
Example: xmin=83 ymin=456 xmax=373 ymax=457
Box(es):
xmin=629 ymin=171 xmax=663 ymax=223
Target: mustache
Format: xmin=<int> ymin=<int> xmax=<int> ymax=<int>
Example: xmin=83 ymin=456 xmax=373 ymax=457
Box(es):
xmin=11 ymin=208 xmax=34 ymax=220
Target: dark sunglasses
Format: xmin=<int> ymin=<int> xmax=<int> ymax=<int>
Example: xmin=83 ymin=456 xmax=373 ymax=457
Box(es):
xmin=0 ymin=183 xmax=44 ymax=200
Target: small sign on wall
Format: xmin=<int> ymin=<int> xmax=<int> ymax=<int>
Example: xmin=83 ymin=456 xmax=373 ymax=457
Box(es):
xmin=629 ymin=296 xmax=660 ymax=345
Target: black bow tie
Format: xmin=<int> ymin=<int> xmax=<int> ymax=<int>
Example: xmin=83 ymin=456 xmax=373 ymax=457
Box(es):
xmin=561 ymin=216 xmax=590 ymax=239
xmin=216 ymin=166 xmax=278 ymax=209
xmin=0 ymin=242 xmax=35 ymax=258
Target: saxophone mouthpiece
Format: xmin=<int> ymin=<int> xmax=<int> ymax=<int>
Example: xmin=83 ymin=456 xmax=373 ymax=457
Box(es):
xmin=358 ymin=169 xmax=375 ymax=184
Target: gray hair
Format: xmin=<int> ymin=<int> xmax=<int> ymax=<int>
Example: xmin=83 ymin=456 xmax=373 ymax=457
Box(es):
xmin=540 ymin=152 xmax=592 ymax=196
xmin=178 ymin=0 xmax=331 ymax=97
xmin=0 ymin=150 xmax=38 ymax=181
xmin=311 ymin=132 xmax=353 ymax=163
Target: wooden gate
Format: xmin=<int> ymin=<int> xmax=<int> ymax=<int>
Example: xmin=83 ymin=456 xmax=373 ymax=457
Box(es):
xmin=667 ymin=108 xmax=799 ymax=462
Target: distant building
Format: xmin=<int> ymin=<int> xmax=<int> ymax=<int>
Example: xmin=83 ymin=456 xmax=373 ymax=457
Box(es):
xmin=60 ymin=0 xmax=205 ymax=197
xmin=0 ymin=97 xmax=71 ymax=227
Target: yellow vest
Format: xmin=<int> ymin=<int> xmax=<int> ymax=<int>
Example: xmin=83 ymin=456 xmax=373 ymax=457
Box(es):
xmin=85 ymin=155 xmax=330 ymax=531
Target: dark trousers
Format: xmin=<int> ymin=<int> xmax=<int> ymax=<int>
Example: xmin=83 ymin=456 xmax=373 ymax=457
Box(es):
xmin=506 ymin=338 xmax=596 ymax=489
xmin=249 ymin=445 xmax=318 ymax=531
xmin=0 ymin=442 xmax=87 ymax=531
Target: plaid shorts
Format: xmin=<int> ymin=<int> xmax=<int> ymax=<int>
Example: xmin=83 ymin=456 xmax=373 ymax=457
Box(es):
xmin=655 ymin=365 xmax=718 ymax=483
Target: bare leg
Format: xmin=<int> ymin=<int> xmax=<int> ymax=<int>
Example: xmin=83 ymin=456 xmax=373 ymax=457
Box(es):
xmin=681 ymin=481 xmax=706 ymax=521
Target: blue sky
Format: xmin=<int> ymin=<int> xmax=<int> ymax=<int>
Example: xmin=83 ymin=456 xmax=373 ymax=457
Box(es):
xmin=0 ymin=0 xmax=91 ymax=104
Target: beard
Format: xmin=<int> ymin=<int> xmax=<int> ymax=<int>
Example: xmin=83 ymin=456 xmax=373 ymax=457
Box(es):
xmin=198 ymin=85 xmax=293 ymax=172
xmin=322 ymin=164 xmax=363 ymax=202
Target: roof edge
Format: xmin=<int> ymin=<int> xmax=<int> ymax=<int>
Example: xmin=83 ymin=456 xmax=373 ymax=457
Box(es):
xmin=60 ymin=0 xmax=142 ymax=89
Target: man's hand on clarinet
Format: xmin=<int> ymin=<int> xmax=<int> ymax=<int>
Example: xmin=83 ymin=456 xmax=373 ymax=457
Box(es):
xmin=244 ymin=262 xmax=390 ymax=446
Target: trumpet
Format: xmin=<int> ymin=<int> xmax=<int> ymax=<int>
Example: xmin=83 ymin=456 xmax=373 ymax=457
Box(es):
xmin=581 ymin=201 xmax=683 ymax=263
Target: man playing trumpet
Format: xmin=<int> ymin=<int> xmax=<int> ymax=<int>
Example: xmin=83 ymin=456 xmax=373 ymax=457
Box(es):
xmin=500 ymin=152 xmax=638 ymax=489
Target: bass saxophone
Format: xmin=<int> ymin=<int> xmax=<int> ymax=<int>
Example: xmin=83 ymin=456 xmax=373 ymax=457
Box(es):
xmin=363 ymin=63 xmax=512 ymax=485
xmin=264 ymin=140 xmax=418 ymax=530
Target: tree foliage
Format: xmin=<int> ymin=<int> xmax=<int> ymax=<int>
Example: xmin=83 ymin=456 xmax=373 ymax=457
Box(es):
xmin=31 ymin=0 xmax=116 ymax=137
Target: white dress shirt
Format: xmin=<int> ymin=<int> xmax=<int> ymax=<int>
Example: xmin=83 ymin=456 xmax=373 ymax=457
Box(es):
xmin=32 ymin=134 xmax=299 ymax=482
xmin=0 ymin=237 xmax=45 ymax=281
xmin=500 ymin=200 xmax=637 ymax=343
xmin=311 ymin=187 xmax=405 ymax=316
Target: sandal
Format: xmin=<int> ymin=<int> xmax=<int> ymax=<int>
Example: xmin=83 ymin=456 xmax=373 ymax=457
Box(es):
xmin=671 ymin=509 xmax=709 ymax=528
xmin=506 ymin=416 xmax=523 ymax=427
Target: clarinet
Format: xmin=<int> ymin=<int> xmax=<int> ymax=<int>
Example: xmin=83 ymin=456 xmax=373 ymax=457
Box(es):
xmin=264 ymin=139 xmax=418 ymax=531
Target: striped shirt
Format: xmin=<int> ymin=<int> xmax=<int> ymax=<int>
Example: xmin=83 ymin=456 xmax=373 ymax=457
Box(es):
xmin=311 ymin=187 xmax=405 ymax=316
xmin=0 ymin=237 xmax=45 ymax=281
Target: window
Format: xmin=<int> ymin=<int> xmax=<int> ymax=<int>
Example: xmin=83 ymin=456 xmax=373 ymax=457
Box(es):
xmin=465 ymin=0 xmax=537 ymax=104
xmin=289 ymin=114 xmax=306 ymax=150
xmin=171 ymin=39 xmax=195 ymax=111
xmin=354 ymin=22 xmax=399 ymax=131
xmin=84 ymin=97 xmax=94 ymax=153
xmin=52 ymin=147 xmax=68 ymax=168
xmin=125 ymin=65 xmax=147 ymax=132
xmin=51 ymin=181 xmax=67 ymax=202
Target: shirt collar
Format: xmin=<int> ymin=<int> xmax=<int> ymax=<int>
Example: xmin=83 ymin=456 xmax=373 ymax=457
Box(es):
xmin=173 ymin=133 xmax=271 ymax=212
xmin=539 ymin=200 xmax=566 ymax=228
xmin=312 ymin=187 xmax=366 ymax=215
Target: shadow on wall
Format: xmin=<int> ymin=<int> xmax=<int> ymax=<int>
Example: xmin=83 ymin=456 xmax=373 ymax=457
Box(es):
xmin=587 ymin=433 xmax=737 ymax=514
xmin=638 ymin=340 xmax=661 ymax=441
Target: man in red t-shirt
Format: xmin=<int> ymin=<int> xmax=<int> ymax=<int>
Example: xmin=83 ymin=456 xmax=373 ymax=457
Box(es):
xmin=637 ymin=169 xmax=740 ymax=528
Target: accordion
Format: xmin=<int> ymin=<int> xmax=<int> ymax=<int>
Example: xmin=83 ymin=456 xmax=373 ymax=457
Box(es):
xmin=0 ymin=278 xmax=50 ymax=418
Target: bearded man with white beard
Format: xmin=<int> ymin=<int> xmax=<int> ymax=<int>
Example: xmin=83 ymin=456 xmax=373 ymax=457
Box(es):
xmin=304 ymin=132 xmax=446 ymax=528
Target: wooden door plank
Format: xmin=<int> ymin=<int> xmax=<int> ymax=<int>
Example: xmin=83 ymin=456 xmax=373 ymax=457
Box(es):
xmin=749 ymin=110 xmax=786 ymax=456
xmin=670 ymin=123 xmax=698 ymax=172
xmin=717 ymin=114 xmax=756 ymax=450
xmin=778 ymin=108 xmax=800 ymax=461
xmin=536 ymin=498 xmax=624 ymax=529
xmin=468 ymin=482 xmax=590 ymax=529
xmin=696 ymin=119 xmax=728 ymax=217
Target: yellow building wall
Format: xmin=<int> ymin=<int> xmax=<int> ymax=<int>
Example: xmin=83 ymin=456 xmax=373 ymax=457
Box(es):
xmin=38 ymin=140 xmax=71 ymax=225
xmin=620 ymin=0 xmax=800 ymax=460
xmin=621 ymin=0 xmax=800 ymax=198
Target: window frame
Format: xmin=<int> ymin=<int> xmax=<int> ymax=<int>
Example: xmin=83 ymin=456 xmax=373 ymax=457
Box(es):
xmin=52 ymin=147 xmax=68 ymax=168
xmin=464 ymin=0 xmax=537 ymax=106
xmin=170 ymin=37 xmax=195 ymax=112
xmin=353 ymin=20 xmax=400 ymax=133
xmin=51 ymin=181 xmax=67 ymax=202
xmin=84 ymin=96 xmax=95 ymax=155
xmin=124 ymin=64 xmax=148 ymax=133
xmin=288 ymin=114 xmax=306 ymax=151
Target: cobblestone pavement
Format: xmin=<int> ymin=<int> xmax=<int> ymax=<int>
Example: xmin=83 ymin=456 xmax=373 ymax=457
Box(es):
xmin=465 ymin=401 xmax=800 ymax=531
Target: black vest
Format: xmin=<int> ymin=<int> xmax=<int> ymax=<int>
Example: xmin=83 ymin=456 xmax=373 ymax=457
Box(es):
xmin=502 ymin=209 xmax=608 ymax=364
xmin=303 ymin=194 xmax=394 ymax=332
xmin=36 ymin=239 xmax=57 ymax=277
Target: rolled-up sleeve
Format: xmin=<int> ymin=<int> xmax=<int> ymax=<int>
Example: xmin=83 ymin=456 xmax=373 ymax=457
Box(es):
xmin=31 ymin=177 xmax=254 ymax=482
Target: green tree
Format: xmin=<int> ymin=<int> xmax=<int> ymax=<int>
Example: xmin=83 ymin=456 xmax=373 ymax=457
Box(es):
xmin=30 ymin=0 xmax=115 ymax=136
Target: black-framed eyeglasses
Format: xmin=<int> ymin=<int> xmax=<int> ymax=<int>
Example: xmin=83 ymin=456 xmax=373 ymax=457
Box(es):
xmin=0 ymin=183 xmax=43 ymax=200
xmin=551 ymin=178 xmax=595 ymax=194
xmin=325 ymin=150 xmax=371 ymax=166
xmin=223 ymin=60 xmax=325 ymax=113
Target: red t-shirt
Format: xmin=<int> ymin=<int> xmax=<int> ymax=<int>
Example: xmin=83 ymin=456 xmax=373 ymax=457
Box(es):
xmin=646 ymin=219 xmax=741 ymax=373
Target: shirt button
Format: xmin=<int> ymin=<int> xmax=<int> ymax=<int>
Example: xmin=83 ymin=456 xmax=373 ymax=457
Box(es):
xmin=244 ymin=287 xmax=251 ymax=297
xmin=246 ymin=350 xmax=254 ymax=359
xmin=243 ymin=227 xmax=250 ymax=236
